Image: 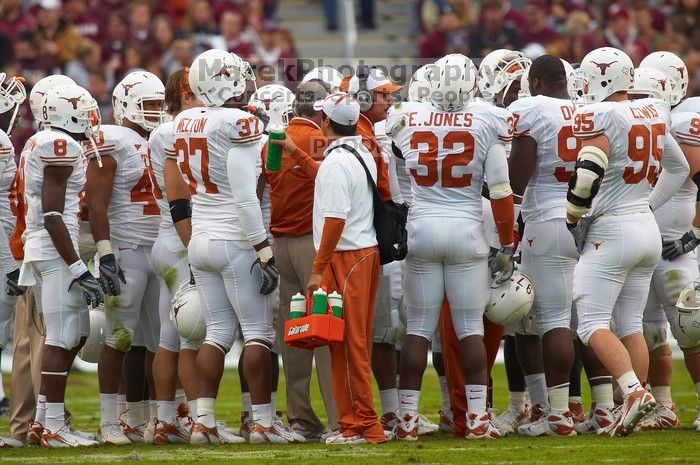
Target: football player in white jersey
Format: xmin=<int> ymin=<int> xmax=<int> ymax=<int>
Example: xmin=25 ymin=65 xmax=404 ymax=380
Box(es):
xmin=566 ymin=47 xmax=689 ymax=436
xmin=147 ymin=68 xmax=209 ymax=444
xmin=634 ymin=53 xmax=700 ymax=431
xmin=390 ymin=53 xmax=515 ymax=440
xmin=85 ymin=71 xmax=166 ymax=445
xmin=165 ymin=49 xmax=296 ymax=445
xmin=23 ymin=84 xmax=103 ymax=447
xmin=507 ymin=55 xmax=582 ymax=436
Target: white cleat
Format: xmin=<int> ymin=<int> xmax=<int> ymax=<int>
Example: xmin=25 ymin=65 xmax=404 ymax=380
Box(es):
xmin=217 ymin=423 xmax=247 ymax=444
xmin=574 ymin=407 xmax=616 ymax=435
xmin=249 ymin=422 xmax=305 ymax=444
xmin=495 ymin=404 xmax=530 ymax=433
xmin=122 ymin=421 xmax=146 ymax=443
xmin=41 ymin=427 xmax=97 ymax=448
xmin=26 ymin=420 xmax=43 ymax=446
xmin=325 ymin=432 xmax=368 ymax=445
xmin=465 ymin=412 xmax=504 ymax=439
xmin=143 ymin=419 xmax=155 ymax=444
xmin=98 ymin=422 xmax=131 ymax=445
xmin=0 ymin=436 xmax=23 ymax=448
xmin=190 ymin=423 xmax=227 ymax=445
xmin=394 ymin=414 xmax=419 ymax=441
xmin=417 ymin=414 xmax=439 ymax=435
xmin=693 ymin=407 xmax=700 ymax=432
xmin=517 ymin=411 xmax=576 ymax=437
xmin=438 ymin=410 xmax=454 ymax=434
xmin=637 ymin=404 xmax=680 ymax=430
xmin=601 ymin=389 xmax=656 ymax=437
xmin=153 ymin=419 xmax=190 ymax=444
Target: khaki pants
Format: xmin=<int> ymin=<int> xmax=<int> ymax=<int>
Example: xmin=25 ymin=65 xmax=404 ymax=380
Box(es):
xmin=274 ymin=234 xmax=338 ymax=432
xmin=9 ymin=289 xmax=43 ymax=441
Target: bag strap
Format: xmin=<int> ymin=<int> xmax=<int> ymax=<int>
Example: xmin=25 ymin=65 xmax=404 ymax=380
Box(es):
xmin=335 ymin=143 xmax=381 ymax=201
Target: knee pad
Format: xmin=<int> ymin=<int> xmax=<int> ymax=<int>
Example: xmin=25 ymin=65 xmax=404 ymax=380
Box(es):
xmin=44 ymin=311 xmax=81 ymax=350
xmin=643 ymin=320 xmax=668 ymax=352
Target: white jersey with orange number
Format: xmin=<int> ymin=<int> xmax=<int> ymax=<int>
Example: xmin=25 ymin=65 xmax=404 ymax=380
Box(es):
xmin=387 ymin=100 xmax=513 ymax=221
xmin=166 ymin=106 xmax=265 ymax=242
xmin=508 ymin=95 xmax=582 ymax=223
xmin=572 ymin=98 xmax=669 ymax=217
xmin=84 ymin=125 xmax=161 ymax=246
xmin=652 ymin=111 xmax=700 ymax=240
xmin=23 ymin=129 xmax=85 ymax=262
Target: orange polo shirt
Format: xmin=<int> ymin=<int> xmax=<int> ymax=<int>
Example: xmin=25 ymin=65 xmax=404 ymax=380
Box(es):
xmin=356 ymin=113 xmax=392 ymax=201
xmin=262 ymin=117 xmax=329 ymax=237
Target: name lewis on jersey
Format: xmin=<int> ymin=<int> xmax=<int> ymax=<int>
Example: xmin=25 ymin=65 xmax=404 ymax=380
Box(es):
xmin=406 ymin=111 xmax=473 ymax=128
xmin=177 ymin=117 xmax=208 ymax=133
xmin=630 ymin=104 xmax=659 ymax=119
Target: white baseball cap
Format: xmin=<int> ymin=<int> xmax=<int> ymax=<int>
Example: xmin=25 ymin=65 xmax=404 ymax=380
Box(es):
xmin=340 ymin=67 xmax=402 ymax=95
xmin=313 ymin=92 xmax=360 ymax=126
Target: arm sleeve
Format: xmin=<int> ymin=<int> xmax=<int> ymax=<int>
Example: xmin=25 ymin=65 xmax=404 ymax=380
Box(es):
xmin=485 ymin=143 xmax=514 ymax=245
xmin=226 ymin=142 xmax=268 ymax=245
xmin=311 ymin=217 xmax=345 ymax=275
xmin=288 ymin=146 xmax=320 ymax=176
xmin=649 ymin=135 xmax=690 ymax=211
xmin=484 ymin=143 xmax=512 ymax=194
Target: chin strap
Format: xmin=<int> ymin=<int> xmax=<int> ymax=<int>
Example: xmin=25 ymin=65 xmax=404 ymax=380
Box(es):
xmin=87 ymin=132 xmax=103 ymax=167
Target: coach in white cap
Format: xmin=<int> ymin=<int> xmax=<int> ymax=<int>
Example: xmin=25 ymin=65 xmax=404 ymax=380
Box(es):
xmin=310 ymin=92 xmax=385 ymax=444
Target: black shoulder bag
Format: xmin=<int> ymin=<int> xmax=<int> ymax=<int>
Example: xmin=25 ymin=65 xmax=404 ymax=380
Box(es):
xmin=336 ymin=144 xmax=408 ymax=265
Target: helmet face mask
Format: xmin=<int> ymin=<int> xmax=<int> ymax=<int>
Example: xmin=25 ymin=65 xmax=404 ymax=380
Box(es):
xmin=478 ymin=49 xmax=531 ymax=105
xmin=629 ymin=67 xmax=673 ymax=104
xmin=189 ymin=50 xmax=256 ymax=108
xmin=640 ymin=51 xmax=688 ymax=106
xmin=113 ymin=71 xmax=166 ymax=132
xmin=0 ymin=73 xmax=27 ymax=135
xmin=675 ymin=279 xmax=700 ymax=347
xmin=248 ymin=84 xmax=295 ymax=128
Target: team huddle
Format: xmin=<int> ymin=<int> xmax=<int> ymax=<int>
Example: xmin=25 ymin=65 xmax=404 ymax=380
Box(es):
xmin=0 ymin=42 xmax=699 ymax=449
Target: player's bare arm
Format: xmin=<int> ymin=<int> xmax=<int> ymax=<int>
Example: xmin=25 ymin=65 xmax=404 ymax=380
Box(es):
xmin=508 ymin=136 xmax=538 ymax=197
xmin=163 ymin=157 xmax=192 ymax=247
xmin=42 ymin=165 xmax=79 ymax=266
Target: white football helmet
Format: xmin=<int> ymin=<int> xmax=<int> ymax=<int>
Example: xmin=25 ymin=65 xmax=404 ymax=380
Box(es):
xmin=112 ymin=71 xmax=166 ymax=131
xmin=630 ymin=67 xmax=672 ymax=104
xmin=0 ymin=73 xmax=27 ymax=135
xmin=171 ymin=280 xmax=206 ymax=343
xmin=640 ymin=51 xmax=688 ymax=106
xmin=29 ymin=74 xmax=75 ymax=121
xmin=428 ymin=53 xmax=478 ymax=112
xmin=477 ymin=49 xmax=531 ymax=104
xmin=675 ymin=279 xmax=700 ymax=347
xmin=43 ymin=84 xmax=100 ymax=137
xmin=78 ymin=308 xmax=106 ymax=363
xmin=485 ymin=270 xmax=534 ymax=326
xmin=189 ymin=49 xmax=255 ymax=108
xmin=570 ymin=47 xmax=634 ymax=104
xmin=408 ymin=63 xmax=434 ymax=102
xmin=248 ymin=84 xmax=295 ymax=128
xmin=301 ymin=66 xmax=344 ymax=92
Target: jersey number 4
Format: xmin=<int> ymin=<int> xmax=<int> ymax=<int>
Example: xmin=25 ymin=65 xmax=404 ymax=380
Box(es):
xmin=174 ymin=137 xmax=219 ymax=195
xmin=130 ymin=152 xmax=163 ymax=216
xmin=409 ymin=130 xmax=475 ymax=188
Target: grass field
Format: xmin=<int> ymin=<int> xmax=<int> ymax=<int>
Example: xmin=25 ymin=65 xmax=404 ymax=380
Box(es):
xmin=1 ymin=360 xmax=698 ymax=465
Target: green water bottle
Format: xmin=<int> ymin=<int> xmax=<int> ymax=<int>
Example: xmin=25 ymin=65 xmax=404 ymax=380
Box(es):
xmin=290 ymin=292 xmax=306 ymax=319
xmin=310 ymin=288 xmax=328 ymax=315
xmin=265 ymin=124 xmax=285 ymax=172
xmin=328 ymin=291 xmax=343 ymax=318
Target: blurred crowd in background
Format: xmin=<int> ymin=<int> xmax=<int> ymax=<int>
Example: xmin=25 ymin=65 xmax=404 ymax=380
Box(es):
xmin=0 ymin=0 xmax=699 ymax=149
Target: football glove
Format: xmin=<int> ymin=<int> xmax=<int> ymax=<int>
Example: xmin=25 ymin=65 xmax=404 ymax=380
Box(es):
xmin=6 ymin=268 xmax=27 ymax=296
xmin=69 ymin=271 xmax=104 ymax=308
xmin=662 ymin=230 xmax=700 ymax=261
xmin=251 ymin=256 xmax=279 ymax=295
xmin=566 ymin=216 xmax=595 ymax=254
xmin=490 ymin=245 xmax=514 ymax=284
xmin=98 ymin=253 xmax=126 ymax=296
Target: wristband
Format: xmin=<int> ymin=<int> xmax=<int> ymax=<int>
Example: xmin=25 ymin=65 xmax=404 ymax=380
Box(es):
xmin=68 ymin=260 xmax=89 ymax=279
xmin=96 ymin=240 xmax=113 ymax=258
xmin=256 ymin=245 xmax=273 ymax=263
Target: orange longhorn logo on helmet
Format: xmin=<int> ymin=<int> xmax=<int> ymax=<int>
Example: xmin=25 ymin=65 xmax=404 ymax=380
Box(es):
xmin=591 ymin=61 xmax=618 ymax=76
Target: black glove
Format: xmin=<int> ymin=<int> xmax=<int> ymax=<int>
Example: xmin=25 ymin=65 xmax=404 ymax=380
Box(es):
xmin=6 ymin=268 xmax=27 ymax=296
xmin=98 ymin=253 xmax=126 ymax=296
xmin=250 ymin=256 xmax=279 ymax=295
xmin=662 ymin=230 xmax=700 ymax=261
xmin=69 ymin=271 xmax=104 ymax=308
xmin=490 ymin=245 xmax=514 ymax=284
xmin=189 ymin=264 xmax=195 ymax=285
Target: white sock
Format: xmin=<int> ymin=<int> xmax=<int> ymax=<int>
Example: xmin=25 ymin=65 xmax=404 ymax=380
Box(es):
xmin=509 ymin=391 xmax=527 ymax=410
xmin=100 ymin=393 xmax=118 ymax=425
xmin=45 ymin=402 xmax=65 ymax=432
xmin=438 ymin=376 xmax=451 ymax=413
xmin=242 ymin=392 xmax=252 ymax=415
xmin=525 ymin=373 xmax=549 ymax=410
xmin=142 ymin=401 xmax=150 ymax=423
xmin=126 ymin=401 xmax=144 ymax=427
xmin=150 ymin=400 xmax=157 ymax=423
xmin=271 ymin=391 xmax=277 ymax=414
xmin=398 ymin=389 xmax=420 ymax=417
xmin=569 ymin=396 xmax=582 ymax=405
xmin=35 ymin=394 xmax=47 ymax=424
xmin=157 ymin=400 xmax=176 ymax=422
xmin=651 ymin=386 xmax=672 ymax=407
xmin=617 ymin=371 xmax=641 ymax=397
xmin=175 ymin=389 xmax=186 ymax=406
xmin=466 ymin=384 xmax=488 ymax=414
xmin=252 ymin=403 xmax=272 ymax=428
xmin=117 ymin=394 xmax=126 ymax=419
xmin=591 ymin=383 xmax=614 ymax=409
xmin=188 ymin=399 xmax=197 ymax=418
xmin=196 ymin=397 xmax=216 ymax=428
xmin=0 ymin=371 xmax=5 ymax=399
xmin=380 ymin=388 xmax=400 ymax=416
xmin=548 ymin=383 xmax=569 ymax=413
